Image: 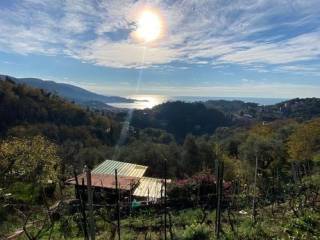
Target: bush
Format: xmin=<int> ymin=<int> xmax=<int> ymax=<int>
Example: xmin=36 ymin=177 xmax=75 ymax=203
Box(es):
xmin=0 ymin=206 xmax=8 ymax=224
xmin=235 ymin=219 xmax=270 ymax=240
xmin=168 ymin=171 xmax=218 ymax=208
xmin=181 ymin=223 xmax=210 ymax=240
xmin=7 ymin=182 xmax=42 ymax=203
xmin=284 ymin=212 xmax=320 ymax=239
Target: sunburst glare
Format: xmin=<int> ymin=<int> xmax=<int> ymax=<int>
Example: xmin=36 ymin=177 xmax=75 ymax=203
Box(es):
xmin=133 ymin=9 xmax=163 ymax=43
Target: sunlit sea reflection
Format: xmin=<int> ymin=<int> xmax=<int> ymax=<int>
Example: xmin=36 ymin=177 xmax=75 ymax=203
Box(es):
xmin=108 ymin=95 xmax=168 ymax=109
xmin=107 ymin=95 xmax=287 ymax=110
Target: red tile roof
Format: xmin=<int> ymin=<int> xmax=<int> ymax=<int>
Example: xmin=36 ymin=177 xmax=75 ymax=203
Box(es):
xmin=66 ymin=173 xmax=139 ymax=191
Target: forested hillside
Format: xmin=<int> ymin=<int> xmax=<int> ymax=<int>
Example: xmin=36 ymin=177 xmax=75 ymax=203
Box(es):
xmin=204 ymin=99 xmax=259 ymax=114
xmin=269 ymin=98 xmax=320 ymax=120
xmin=0 ymin=74 xmax=133 ymax=104
xmin=131 ymin=101 xmax=231 ymax=141
xmin=0 ymin=78 xmax=121 ymax=171
xmin=0 ymin=80 xmax=319 ymax=239
xmin=204 ymin=98 xmax=320 ymax=122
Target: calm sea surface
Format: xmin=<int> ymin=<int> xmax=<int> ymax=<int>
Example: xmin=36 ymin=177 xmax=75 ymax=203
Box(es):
xmin=107 ymin=95 xmax=287 ymax=110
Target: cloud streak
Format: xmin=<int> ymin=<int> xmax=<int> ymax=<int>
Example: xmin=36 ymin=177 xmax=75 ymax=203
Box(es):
xmin=80 ymin=80 xmax=320 ymax=99
xmin=0 ymin=0 xmax=319 ymax=71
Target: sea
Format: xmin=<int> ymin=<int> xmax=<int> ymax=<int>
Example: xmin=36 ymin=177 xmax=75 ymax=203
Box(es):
xmin=107 ymin=95 xmax=287 ymax=110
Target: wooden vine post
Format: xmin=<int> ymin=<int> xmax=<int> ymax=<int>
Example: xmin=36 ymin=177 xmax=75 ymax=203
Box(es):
xmin=85 ymin=165 xmax=95 ymax=240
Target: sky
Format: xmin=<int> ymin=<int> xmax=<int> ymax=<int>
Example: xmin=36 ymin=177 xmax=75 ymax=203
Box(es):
xmin=0 ymin=0 xmax=319 ymax=98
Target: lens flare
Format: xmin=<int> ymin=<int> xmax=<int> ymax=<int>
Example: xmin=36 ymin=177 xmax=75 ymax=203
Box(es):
xmin=133 ymin=9 xmax=163 ymax=43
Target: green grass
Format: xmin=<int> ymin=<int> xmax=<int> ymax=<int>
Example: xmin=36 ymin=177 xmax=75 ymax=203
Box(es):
xmin=1 ymin=200 xmax=319 ymax=240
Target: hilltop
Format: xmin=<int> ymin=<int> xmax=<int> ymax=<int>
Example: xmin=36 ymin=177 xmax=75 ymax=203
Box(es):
xmin=0 ymin=78 xmax=122 ymax=170
xmin=204 ymin=98 xmax=320 ymax=122
xmin=0 ymin=74 xmax=133 ymax=105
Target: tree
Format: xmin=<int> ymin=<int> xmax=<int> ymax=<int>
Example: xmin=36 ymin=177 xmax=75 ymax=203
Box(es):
xmin=287 ymin=118 xmax=320 ymax=177
xmin=182 ymin=135 xmax=200 ymax=176
xmin=288 ymin=119 xmax=320 ymax=162
xmin=239 ymin=127 xmax=287 ymax=201
xmin=0 ymin=135 xmax=61 ymax=184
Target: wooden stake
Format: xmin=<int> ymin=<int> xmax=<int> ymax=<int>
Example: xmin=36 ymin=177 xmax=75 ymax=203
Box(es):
xmin=81 ymin=178 xmax=89 ymax=240
xmin=252 ymin=155 xmax=258 ymax=223
xmin=115 ymin=169 xmax=121 ymax=240
xmin=164 ymin=159 xmax=167 ymax=240
xmin=85 ymin=166 xmax=95 ymax=240
xmin=215 ymin=160 xmax=224 ymax=239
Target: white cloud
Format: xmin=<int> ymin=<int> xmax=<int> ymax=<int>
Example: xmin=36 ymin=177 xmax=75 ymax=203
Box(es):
xmin=70 ymin=38 xmax=180 ymax=68
xmin=276 ymin=64 xmax=320 ymax=76
xmin=219 ymin=32 xmax=320 ymax=65
xmin=0 ymin=0 xmax=319 ymax=70
xmin=82 ymin=81 xmax=320 ymax=98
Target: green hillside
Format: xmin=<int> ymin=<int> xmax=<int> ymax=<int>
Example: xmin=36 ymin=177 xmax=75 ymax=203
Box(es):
xmin=0 ymin=80 xmax=319 ymax=239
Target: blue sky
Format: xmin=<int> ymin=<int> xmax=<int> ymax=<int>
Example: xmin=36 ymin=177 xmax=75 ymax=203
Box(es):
xmin=0 ymin=0 xmax=319 ymax=98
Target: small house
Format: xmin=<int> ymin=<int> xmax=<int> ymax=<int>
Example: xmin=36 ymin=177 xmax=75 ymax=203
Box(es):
xmin=66 ymin=159 xmax=170 ymax=203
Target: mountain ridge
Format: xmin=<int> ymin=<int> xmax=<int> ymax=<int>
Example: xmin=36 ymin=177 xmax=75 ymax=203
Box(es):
xmin=0 ymin=74 xmax=133 ymax=104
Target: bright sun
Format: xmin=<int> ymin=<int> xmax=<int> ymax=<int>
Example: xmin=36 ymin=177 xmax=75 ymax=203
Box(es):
xmin=135 ymin=10 xmax=162 ymax=43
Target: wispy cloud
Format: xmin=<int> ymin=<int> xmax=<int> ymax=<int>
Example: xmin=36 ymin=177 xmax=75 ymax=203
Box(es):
xmin=82 ymin=81 xmax=320 ymax=98
xmin=0 ymin=0 xmax=319 ymax=71
xmin=219 ymin=32 xmax=320 ymax=65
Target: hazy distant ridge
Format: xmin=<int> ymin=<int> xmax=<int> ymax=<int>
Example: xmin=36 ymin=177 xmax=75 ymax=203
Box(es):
xmin=0 ymin=75 xmax=133 ymax=103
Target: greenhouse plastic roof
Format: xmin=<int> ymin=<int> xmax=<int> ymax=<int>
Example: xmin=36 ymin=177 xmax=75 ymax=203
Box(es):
xmin=92 ymin=159 xmax=148 ymax=178
xmin=133 ymin=177 xmax=170 ymax=200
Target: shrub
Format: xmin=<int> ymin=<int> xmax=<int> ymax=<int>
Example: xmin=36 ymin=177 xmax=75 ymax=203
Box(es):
xmin=168 ymin=170 xmax=218 ymax=208
xmin=7 ymin=182 xmax=42 ymax=203
xmin=181 ymin=223 xmax=210 ymax=240
xmin=284 ymin=212 xmax=320 ymax=239
xmin=235 ymin=219 xmax=270 ymax=240
xmin=0 ymin=206 xmax=8 ymax=224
